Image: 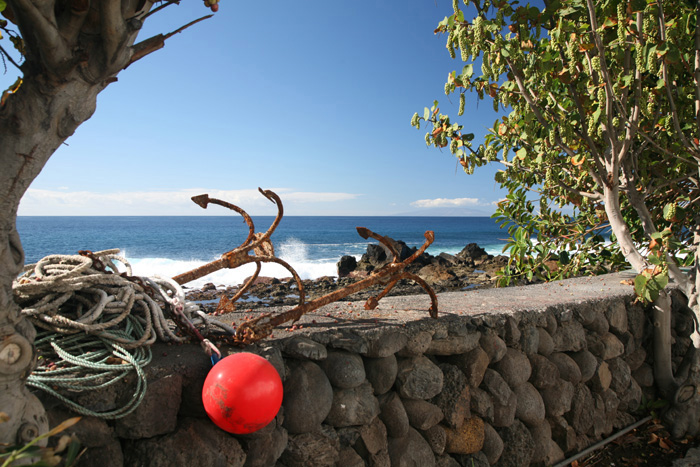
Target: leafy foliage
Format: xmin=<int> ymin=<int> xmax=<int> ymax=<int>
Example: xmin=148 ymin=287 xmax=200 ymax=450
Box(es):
xmin=414 ymin=0 xmax=699 ymax=295
xmin=0 ymin=414 xmax=82 ymax=466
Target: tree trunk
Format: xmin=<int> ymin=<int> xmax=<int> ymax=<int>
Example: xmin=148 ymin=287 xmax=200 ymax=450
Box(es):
xmin=0 ymin=75 xmax=105 ymax=444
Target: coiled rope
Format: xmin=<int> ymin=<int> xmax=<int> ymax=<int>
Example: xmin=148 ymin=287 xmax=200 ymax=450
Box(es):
xmin=13 ymin=249 xmax=233 ymax=419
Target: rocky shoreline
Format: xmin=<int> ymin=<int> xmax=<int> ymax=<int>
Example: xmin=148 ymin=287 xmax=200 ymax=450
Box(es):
xmin=185 ymin=240 xmax=509 ymax=312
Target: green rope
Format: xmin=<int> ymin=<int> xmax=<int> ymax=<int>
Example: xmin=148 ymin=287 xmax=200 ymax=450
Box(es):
xmin=15 ymin=249 xmax=234 ymax=419
xmin=26 ymin=318 xmax=152 ymax=419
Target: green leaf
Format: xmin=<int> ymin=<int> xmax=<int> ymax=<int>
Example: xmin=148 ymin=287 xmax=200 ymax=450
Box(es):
xmin=424 ymin=107 xmax=430 ymax=120
xmin=0 ymin=1 xmax=5 ymax=12
xmin=634 ymin=274 xmax=647 ymax=296
xmin=463 ymin=64 xmax=474 ymax=79
xmin=647 ymin=254 xmax=662 ymax=266
xmin=516 ymin=147 xmax=527 ymax=160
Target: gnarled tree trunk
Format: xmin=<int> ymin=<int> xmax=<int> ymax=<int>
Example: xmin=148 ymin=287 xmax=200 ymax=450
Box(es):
xmin=0 ymin=0 xmax=209 ymax=444
xmin=0 ymin=75 xmax=104 ymax=443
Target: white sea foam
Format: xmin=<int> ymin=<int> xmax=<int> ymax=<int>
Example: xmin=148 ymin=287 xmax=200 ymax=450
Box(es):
xmin=122 ymin=239 xmax=339 ymax=288
xmin=120 ymin=239 xmax=509 ymax=289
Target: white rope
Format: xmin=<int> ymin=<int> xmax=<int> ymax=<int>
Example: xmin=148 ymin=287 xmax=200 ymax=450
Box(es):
xmin=12 ymin=249 xmax=237 ymax=418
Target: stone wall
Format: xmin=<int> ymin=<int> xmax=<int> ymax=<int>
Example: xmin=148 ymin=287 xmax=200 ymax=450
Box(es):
xmin=38 ymin=273 xmax=696 ymax=466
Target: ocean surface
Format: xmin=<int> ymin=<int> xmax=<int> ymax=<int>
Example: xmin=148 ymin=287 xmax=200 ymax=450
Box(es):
xmin=16 ymin=216 xmax=509 ymax=288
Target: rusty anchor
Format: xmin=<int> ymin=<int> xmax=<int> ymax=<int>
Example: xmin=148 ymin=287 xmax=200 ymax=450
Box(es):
xmin=173 ymin=189 xmax=438 ymax=345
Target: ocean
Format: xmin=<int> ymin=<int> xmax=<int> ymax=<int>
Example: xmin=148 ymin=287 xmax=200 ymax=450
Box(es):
xmin=16 ymin=216 xmax=509 ymax=288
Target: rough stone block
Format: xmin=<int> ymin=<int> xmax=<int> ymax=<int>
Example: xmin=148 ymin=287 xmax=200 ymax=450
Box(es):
xmin=607 ymin=357 xmax=632 ymax=394
xmin=115 ymin=373 xmax=182 ymax=439
xmin=281 ymin=424 xmax=340 ymax=467
xmin=325 ymin=381 xmax=380 ymax=427
xmin=427 ymin=331 xmax=480 ymax=356
xmin=632 ymin=362 xmax=654 ymax=388
xmin=480 ymin=332 xmax=507 ymax=363
xmin=495 ymin=348 xmax=532 ymax=388
xmin=494 ymin=420 xmax=534 ymax=467
xmin=589 ymin=360 xmax=612 ymax=392
xmin=537 ymin=327 xmax=555 ymax=356
xmin=395 ymin=355 xmax=444 ymax=400
xmin=388 ymin=427 xmax=436 ymax=467
xmin=570 ymin=349 xmax=597 ymax=383
xmin=443 ymin=416 xmax=485 ymax=455
xmin=552 ymin=320 xmax=587 ymax=352
xmin=243 ymin=425 xmax=288 ymax=467
xmin=79 ymin=438 xmax=123 ymax=467
xmin=549 ymin=415 xmax=577 ymax=454
xmin=528 ymin=419 xmax=553 ymax=464
xmin=540 ymin=380 xmax=575 ymax=417
xmin=378 ymin=391 xmax=409 ymax=438
xmin=420 ymin=423 xmax=447 ymax=455
xmin=492 ymin=392 xmax=517 ymax=428
xmin=319 ymin=350 xmax=365 ymax=389
xmin=599 ymin=332 xmax=625 ymax=360
xmin=363 ymin=327 xmax=408 ymax=358
xmin=528 ymin=353 xmax=560 ymax=389
xmin=337 ymin=447 xmax=365 ymax=467
xmin=432 ymin=363 xmax=470 ymax=428
xmin=358 ymin=416 xmax=388 ymax=456
xmin=514 ymin=382 xmax=545 ymax=427
xmin=123 ymin=418 xmax=246 ymax=467
xmin=520 ymin=325 xmax=540 ymax=355
xmin=435 ymin=453 xmax=461 ymax=467
xmin=482 ymin=369 xmax=513 ymax=406
xmin=482 ymin=422 xmax=504 ymax=465
xmin=283 ymin=336 xmax=326 ymax=361
xmin=617 ymin=378 xmax=642 ymax=412
xmin=323 ymin=330 xmax=369 ymax=354
xmin=282 ymin=360 xmax=333 ymax=434
xmin=469 ymin=387 xmax=494 ymax=423
xmin=364 ymin=354 xmax=398 ymax=395
xmin=397 ymin=331 xmax=432 ymax=357
xmin=548 ymin=352 xmax=582 ymax=385
xmin=566 ymin=384 xmax=595 ymax=434
xmin=402 ymin=398 xmax=444 ymax=430
xmin=47 ymin=408 xmax=113 ymax=448
xmin=627 ymin=303 xmax=647 ymax=338
xmin=605 ymin=300 xmax=629 ymax=334
xmin=503 ymin=316 xmax=522 ymax=346
xmin=585 ymin=312 xmax=610 ymax=335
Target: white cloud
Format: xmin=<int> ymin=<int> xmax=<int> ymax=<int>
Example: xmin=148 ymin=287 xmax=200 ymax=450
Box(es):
xmin=410 ymin=197 xmax=484 ymax=209
xmin=18 ymin=188 xmax=361 ymax=216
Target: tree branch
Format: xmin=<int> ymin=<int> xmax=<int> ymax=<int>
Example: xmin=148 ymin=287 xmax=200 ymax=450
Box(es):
xmin=125 ymin=14 xmax=212 ymax=69
xmin=695 ymin=0 xmax=700 ymax=143
xmin=100 ymin=0 xmax=127 ymax=65
xmin=0 ymin=44 xmax=22 ymax=71
xmin=56 ymin=0 xmax=91 ymax=46
xmin=9 ymin=0 xmax=71 ymax=72
xmin=657 ymin=2 xmax=697 ymax=157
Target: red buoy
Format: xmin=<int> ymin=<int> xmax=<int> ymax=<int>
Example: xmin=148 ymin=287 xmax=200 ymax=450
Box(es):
xmin=202 ymin=352 xmax=283 ymax=434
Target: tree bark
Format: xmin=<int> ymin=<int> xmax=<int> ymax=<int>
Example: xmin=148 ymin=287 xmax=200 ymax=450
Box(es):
xmin=0 ymin=72 xmax=106 ymax=444
xmin=0 ymin=0 xmax=168 ymax=444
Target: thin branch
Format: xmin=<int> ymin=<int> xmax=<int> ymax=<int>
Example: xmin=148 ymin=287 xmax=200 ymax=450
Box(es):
xmin=125 ymin=14 xmax=212 ymax=69
xmin=55 ymin=0 xmax=91 ymax=46
xmin=565 ymin=80 xmax=607 ymax=187
xmin=497 ymin=159 xmax=604 ymax=201
xmin=9 ymin=0 xmax=70 ymax=71
xmin=637 ymin=128 xmax=700 ymax=167
xmin=0 ymin=44 xmax=22 ymax=71
xmin=135 ymin=0 xmax=180 ymax=22
xmin=657 ymin=1 xmax=696 ymax=156
xmin=695 ymin=0 xmax=700 ymax=141
xmin=621 ymin=157 xmax=657 ymax=238
xmin=101 ymin=0 xmax=127 ymax=65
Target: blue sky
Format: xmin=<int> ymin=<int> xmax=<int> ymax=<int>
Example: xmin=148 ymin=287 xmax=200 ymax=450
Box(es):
xmin=11 ymin=1 xmax=506 ymax=216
